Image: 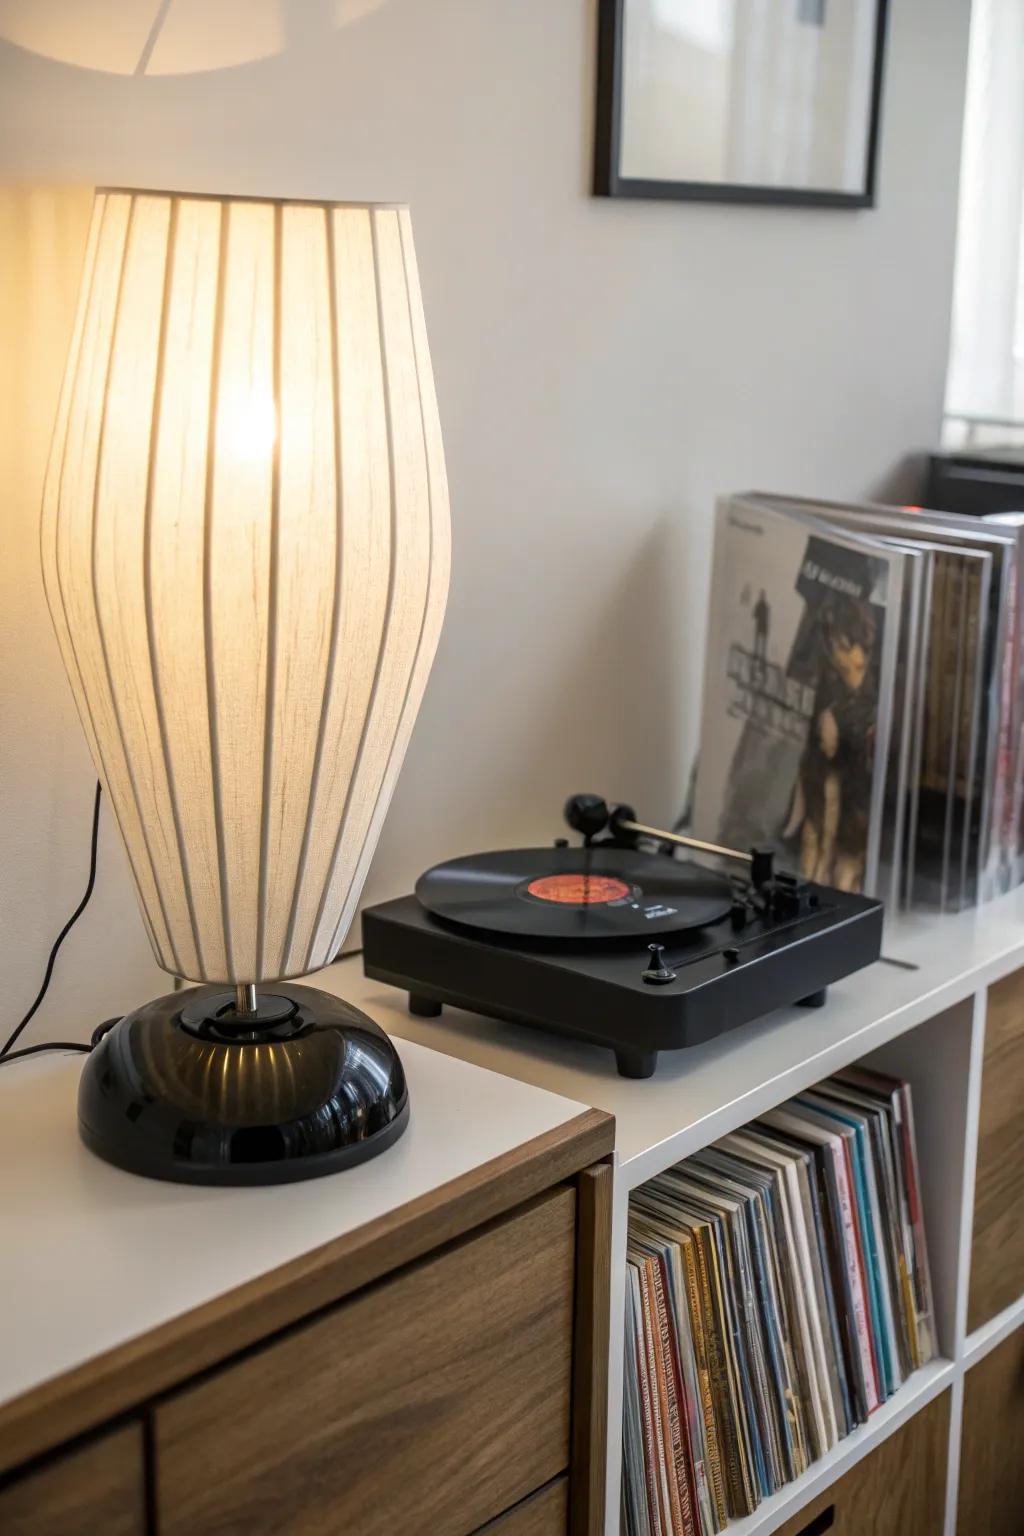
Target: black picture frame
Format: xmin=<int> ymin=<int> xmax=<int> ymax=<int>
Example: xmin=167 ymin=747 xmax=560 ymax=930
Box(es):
xmin=593 ymin=0 xmax=890 ymax=209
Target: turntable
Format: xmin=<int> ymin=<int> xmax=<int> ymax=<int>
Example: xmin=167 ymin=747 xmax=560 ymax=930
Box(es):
xmin=361 ymin=795 xmax=884 ymax=1077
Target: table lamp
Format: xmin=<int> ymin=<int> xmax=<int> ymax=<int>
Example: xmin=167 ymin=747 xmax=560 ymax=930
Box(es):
xmin=40 ymin=189 xmax=450 ymax=1184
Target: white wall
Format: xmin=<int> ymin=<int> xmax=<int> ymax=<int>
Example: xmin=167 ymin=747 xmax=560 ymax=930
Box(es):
xmin=0 ymin=0 xmax=970 ymax=1027
xmin=0 ymin=186 xmax=166 ymax=1044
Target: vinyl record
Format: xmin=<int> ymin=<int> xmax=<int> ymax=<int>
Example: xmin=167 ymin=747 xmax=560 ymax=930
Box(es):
xmin=416 ymin=847 xmax=732 ymax=940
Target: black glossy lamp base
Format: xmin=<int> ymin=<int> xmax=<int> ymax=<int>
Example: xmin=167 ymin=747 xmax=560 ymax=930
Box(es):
xmin=78 ymin=982 xmax=409 ymax=1185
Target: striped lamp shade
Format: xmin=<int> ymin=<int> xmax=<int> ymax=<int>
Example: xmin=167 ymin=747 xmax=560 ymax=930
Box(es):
xmin=41 ymin=189 xmax=450 ymax=985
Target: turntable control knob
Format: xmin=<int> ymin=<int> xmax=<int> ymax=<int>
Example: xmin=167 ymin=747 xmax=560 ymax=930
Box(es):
xmin=642 ymin=943 xmax=677 ymax=986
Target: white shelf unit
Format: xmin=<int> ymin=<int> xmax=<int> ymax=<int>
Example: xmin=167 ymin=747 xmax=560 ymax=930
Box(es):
xmin=324 ymin=882 xmax=1024 ymax=1536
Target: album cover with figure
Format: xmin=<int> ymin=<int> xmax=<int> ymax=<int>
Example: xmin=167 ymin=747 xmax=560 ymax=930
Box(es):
xmin=692 ymin=496 xmax=902 ymax=898
xmin=753 ymin=493 xmax=1010 ymax=910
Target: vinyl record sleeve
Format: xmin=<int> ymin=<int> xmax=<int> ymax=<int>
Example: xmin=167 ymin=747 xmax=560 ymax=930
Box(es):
xmin=747 ymin=1121 xmax=844 ymax=1447
xmin=733 ymin=1118 xmax=859 ymax=1425
xmin=646 ymin=1250 xmax=695 ymax=1534
xmin=897 ymin=1084 xmax=938 ymax=1366
xmin=757 ymin=493 xmax=1022 ymax=903
xmin=801 ymin=1137 xmax=862 ymax=1429
xmin=646 ymin=1180 xmax=759 ymax=1516
xmin=729 ymin=1132 xmax=834 ymax=1460
xmin=678 ymin=1231 xmax=729 ymax=1530
xmin=758 ymin=1112 xmax=878 ymax=1419
xmin=836 ymin=1065 xmax=937 ymax=1364
xmin=715 ymin=1136 xmax=816 ymax=1474
xmin=624 ymin=1074 xmax=939 ymax=1533
xmin=630 ymin=1236 xmax=701 ymax=1534
xmin=623 ymin=1272 xmax=655 ymax=1536
xmin=743 ymin=1130 xmax=852 ymax=1438
xmin=625 ymin=1264 xmax=660 ymax=1536
xmin=689 ymin=1148 xmax=805 ymax=1481
xmin=813 ymin=1079 xmax=918 ymax=1377
xmin=693 ymin=495 xmax=903 ymax=898
xmin=796 ymin=1095 xmax=904 ymax=1399
xmin=678 ymin=1166 xmax=787 ymax=1493
xmin=691 ymin=1215 xmax=750 ymax=1519
xmin=630 ymin=1212 xmax=720 ymax=1533
xmin=634 ymin=1256 xmax=674 ymax=1534
xmin=798 ymin=515 xmax=992 ymax=909
xmin=870 ymin=540 xmax=925 ymax=912
xmin=906 ymin=545 xmax=979 ymax=909
xmin=632 ymin=1192 xmax=730 ymax=1529
xmin=658 ymin=1176 xmax=769 ymax=1505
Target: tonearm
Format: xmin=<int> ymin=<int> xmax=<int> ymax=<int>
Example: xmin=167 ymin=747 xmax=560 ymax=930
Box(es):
xmin=563 ymin=793 xmax=777 ymax=890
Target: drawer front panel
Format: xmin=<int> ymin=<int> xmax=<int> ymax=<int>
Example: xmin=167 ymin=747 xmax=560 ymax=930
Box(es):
xmin=958 ymin=1327 xmax=1024 ymax=1535
xmin=474 ymin=1477 xmax=568 ymax=1535
xmin=774 ymin=1390 xmax=949 ymax=1536
xmin=970 ymin=968 xmax=1024 ymax=1329
xmin=0 ymin=1423 xmax=145 ymax=1536
xmin=156 ymin=1187 xmax=576 ymax=1536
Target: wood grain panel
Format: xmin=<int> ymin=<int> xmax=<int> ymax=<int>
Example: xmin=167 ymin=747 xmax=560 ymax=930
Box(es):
xmin=0 ymin=1424 xmax=144 ymax=1536
xmin=958 ymin=1327 xmax=1024 ymax=1535
xmin=571 ymin=1163 xmax=612 ymax=1536
xmin=774 ymin=1390 xmax=950 ymax=1536
xmin=156 ymin=1188 xmax=576 ymax=1536
xmin=970 ymin=968 xmax=1024 ymax=1331
xmin=474 ymin=1478 xmax=568 ymax=1535
xmin=0 ymin=1109 xmax=611 ymax=1478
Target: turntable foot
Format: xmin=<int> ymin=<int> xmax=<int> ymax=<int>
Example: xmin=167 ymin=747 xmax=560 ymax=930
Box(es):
xmin=616 ymin=1049 xmax=658 ymax=1079
xmin=798 ymin=987 xmax=828 ymax=1008
xmin=409 ymin=993 xmax=443 ymax=1018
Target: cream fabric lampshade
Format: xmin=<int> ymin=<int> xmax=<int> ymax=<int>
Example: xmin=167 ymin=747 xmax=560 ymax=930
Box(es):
xmin=41 ymin=189 xmax=450 ymax=986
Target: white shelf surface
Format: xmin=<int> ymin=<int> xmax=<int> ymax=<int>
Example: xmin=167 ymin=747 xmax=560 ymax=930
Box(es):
xmin=963 ymin=1290 xmax=1024 ymax=1368
xmin=326 ymin=882 xmax=1024 ymax=1188
xmin=0 ymin=1038 xmax=587 ymax=1416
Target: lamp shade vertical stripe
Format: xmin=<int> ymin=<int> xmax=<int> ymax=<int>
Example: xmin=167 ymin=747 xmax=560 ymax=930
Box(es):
xmin=42 ymin=191 xmax=451 ymax=985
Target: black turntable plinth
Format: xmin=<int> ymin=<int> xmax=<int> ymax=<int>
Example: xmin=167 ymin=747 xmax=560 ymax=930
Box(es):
xmin=362 ymin=797 xmax=884 ymax=1078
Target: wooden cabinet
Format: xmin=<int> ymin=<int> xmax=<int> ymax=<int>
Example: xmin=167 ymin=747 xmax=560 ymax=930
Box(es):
xmin=0 ymin=1424 xmax=145 ymax=1536
xmin=970 ymin=968 xmax=1024 ymax=1331
xmin=155 ymin=1189 xmax=576 ymax=1536
xmin=774 ymin=1391 xmax=950 ymax=1536
xmin=475 ymin=1479 xmax=569 ymax=1535
xmin=957 ymin=1329 xmax=1024 ymax=1535
xmin=0 ymin=1109 xmax=611 ymax=1536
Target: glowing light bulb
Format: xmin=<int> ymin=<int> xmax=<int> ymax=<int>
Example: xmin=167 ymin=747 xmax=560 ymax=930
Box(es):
xmin=216 ymin=387 xmax=277 ymax=464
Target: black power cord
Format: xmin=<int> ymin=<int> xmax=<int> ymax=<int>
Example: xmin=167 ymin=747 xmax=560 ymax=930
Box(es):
xmin=0 ymin=781 xmax=108 ymax=1067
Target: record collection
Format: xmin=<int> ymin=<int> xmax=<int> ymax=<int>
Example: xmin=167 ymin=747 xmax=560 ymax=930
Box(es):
xmin=692 ymin=491 xmax=1024 ymax=912
xmin=622 ymin=1065 xmax=937 ymax=1535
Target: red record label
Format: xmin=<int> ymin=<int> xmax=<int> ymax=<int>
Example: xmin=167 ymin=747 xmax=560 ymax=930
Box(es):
xmin=526 ymin=873 xmax=632 ymax=906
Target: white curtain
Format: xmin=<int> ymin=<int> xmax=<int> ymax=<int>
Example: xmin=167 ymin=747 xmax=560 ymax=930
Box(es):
xmin=945 ymin=0 xmax=1024 ymax=434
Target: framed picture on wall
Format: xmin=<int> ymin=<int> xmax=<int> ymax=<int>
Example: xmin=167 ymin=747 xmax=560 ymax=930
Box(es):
xmin=594 ymin=0 xmax=889 ymax=208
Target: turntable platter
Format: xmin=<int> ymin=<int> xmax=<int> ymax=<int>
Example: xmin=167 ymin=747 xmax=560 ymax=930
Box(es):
xmin=415 ymin=847 xmax=733 ymax=940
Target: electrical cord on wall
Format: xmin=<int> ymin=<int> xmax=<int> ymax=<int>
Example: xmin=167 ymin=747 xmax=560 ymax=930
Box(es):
xmin=0 ymin=780 xmax=118 ymax=1067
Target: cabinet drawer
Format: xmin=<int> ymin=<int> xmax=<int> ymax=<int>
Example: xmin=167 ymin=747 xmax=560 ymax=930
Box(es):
xmin=155 ymin=1187 xmax=576 ymax=1536
xmin=957 ymin=1326 xmax=1024 ymax=1535
xmin=0 ymin=1423 xmax=145 ymax=1536
xmin=970 ymin=968 xmax=1024 ymax=1330
xmin=474 ymin=1477 xmax=568 ymax=1535
xmin=774 ymin=1390 xmax=949 ymax=1536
